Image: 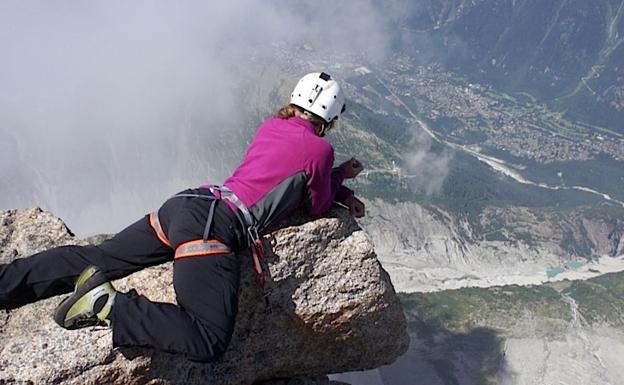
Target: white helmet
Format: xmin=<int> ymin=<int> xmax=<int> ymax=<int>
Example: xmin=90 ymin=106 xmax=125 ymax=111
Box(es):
xmin=290 ymin=72 xmax=346 ymax=123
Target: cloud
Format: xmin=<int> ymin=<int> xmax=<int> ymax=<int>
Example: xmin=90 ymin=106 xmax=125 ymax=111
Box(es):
xmin=0 ymin=1 xmax=465 ymax=236
xmin=0 ymin=1 xmax=401 ymax=235
xmin=403 ymin=125 xmax=453 ymax=196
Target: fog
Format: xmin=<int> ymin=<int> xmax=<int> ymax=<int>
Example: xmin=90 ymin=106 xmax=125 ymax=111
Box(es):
xmin=404 ymin=125 xmax=453 ymax=196
xmin=0 ymin=1 xmax=400 ymax=235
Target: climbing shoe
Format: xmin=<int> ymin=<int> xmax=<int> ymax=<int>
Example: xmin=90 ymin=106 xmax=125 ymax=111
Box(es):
xmin=54 ymin=265 xmax=116 ymax=330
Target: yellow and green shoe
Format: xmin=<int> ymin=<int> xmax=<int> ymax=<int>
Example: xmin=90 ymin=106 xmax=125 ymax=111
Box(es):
xmin=54 ymin=265 xmax=116 ymax=330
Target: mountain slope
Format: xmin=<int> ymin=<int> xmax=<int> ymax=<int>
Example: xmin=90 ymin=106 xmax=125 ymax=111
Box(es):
xmin=392 ymin=0 xmax=624 ymax=130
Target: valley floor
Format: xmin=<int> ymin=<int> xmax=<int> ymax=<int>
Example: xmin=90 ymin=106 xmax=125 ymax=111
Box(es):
xmin=380 ymin=253 xmax=624 ymax=293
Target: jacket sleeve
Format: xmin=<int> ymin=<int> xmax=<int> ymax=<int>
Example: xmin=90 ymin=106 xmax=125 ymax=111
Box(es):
xmin=306 ymin=145 xmax=348 ymax=216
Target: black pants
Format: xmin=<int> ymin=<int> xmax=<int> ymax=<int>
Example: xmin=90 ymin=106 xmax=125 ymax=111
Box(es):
xmin=0 ymin=188 xmax=246 ymax=362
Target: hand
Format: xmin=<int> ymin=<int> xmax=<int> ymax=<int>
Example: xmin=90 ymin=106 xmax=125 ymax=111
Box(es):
xmin=344 ymin=195 xmax=365 ymax=218
xmin=340 ymin=157 xmax=364 ymax=179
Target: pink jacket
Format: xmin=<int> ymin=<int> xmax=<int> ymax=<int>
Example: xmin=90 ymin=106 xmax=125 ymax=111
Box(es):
xmin=209 ymin=116 xmax=353 ymax=233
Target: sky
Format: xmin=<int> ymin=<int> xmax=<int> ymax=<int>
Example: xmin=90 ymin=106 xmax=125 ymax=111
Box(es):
xmin=0 ymin=0 xmax=404 ymax=235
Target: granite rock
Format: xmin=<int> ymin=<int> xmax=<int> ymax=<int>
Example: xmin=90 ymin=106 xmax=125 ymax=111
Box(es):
xmin=0 ymin=207 xmax=408 ymax=385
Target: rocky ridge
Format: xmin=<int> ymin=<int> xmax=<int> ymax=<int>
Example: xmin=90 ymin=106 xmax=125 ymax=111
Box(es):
xmin=0 ymin=207 xmax=408 ymax=385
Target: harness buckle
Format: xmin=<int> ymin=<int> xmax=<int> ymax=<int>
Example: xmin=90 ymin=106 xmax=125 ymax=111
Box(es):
xmin=208 ymin=186 xmax=271 ymax=289
xmin=247 ymin=225 xmax=260 ymax=244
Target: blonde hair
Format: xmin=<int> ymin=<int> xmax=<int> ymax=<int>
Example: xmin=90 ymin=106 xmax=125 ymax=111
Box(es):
xmin=275 ymin=103 xmax=334 ymax=135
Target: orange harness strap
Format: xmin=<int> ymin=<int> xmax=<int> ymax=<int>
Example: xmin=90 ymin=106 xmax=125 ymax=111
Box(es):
xmin=175 ymin=239 xmax=231 ymax=260
xmin=148 ymin=211 xmax=172 ymax=247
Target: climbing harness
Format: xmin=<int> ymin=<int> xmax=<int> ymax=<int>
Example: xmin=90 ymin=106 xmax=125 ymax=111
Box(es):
xmin=147 ymin=188 xmax=271 ymax=287
xmin=209 ymin=186 xmax=271 ymax=288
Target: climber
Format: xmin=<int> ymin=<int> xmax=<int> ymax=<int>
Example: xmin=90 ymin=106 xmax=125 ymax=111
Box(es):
xmin=0 ymin=72 xmax=365 ymax=362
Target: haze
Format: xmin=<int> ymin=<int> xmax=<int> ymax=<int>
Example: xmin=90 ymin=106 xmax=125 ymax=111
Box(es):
xmin=0 ymin=1 xmax=395 ymax=235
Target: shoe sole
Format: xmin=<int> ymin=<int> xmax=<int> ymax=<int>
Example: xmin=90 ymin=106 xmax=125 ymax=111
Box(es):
xmin=54 ymin=267 xmax=109 ymax=329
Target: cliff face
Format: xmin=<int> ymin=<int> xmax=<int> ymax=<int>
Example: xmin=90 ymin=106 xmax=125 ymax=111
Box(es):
xmin=0 ymin=207 xmax=408 ymax=385
xmin=361 ymin=199 xmax=624 ymax=292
